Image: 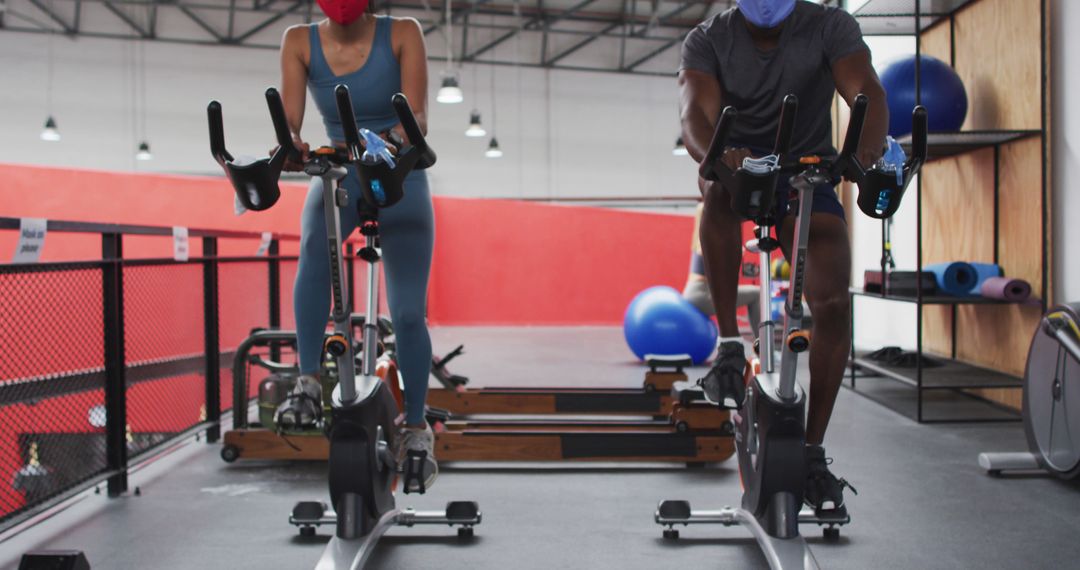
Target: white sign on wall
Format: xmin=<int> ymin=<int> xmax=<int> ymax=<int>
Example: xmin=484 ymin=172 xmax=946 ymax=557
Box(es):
xmin=173 ymin=226 xmax=190 ymax=262
xmin=12 ymin=218 xmax=47 ymax=263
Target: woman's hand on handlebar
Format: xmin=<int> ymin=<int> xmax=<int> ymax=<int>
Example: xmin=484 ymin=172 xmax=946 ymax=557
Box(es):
xmin=274 ymin=135 xmax=309 ymax=171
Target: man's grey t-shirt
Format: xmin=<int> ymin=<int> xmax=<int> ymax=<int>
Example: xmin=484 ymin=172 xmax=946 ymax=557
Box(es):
xmin=680 ymin=1 xmax=867 ymax=157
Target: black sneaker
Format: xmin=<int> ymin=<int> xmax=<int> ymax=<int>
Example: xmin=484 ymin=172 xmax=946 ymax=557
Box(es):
xmin=804 ymin=445 xmax=857 ymax=517
xmin=697 ymin=341 xmax=747 ymax=409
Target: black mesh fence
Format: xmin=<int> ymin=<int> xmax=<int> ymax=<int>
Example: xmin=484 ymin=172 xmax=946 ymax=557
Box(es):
xmin=123 ymin=263 xmax=206 ymax=459
xmin=0 ymin=224 xmax=299 ymax=529
xmin=279 ymin=259 xmax=298 ymax=331
xmin=0 ymin=264 xmax=109 ymax=525
xmin=218 ymin=261 xmax=271 ymax=413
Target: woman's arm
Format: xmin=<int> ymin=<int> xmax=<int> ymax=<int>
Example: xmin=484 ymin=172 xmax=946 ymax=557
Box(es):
xmin=393 ymin=18 xmax=429 ymax=141
xmin=280 ymin=25 xmax=311 ymax=167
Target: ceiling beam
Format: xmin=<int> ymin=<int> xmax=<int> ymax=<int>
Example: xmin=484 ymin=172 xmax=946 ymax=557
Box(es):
xmin=102 ymin=1 xmax=148 ymax=37
xmin=26 ymin=0 xmax=75 ymax=33
xmin=233 ymin=0 xmax=301 ymax=43
xmin=544 ymin=19 xmax=619 ymax=65
xmin=1 ymin=23 xmax=675 ymax=76
xmin=178 ymin=5 xmax=223 ymax=41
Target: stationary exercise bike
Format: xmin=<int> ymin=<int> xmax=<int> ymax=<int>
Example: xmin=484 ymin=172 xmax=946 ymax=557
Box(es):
xmin=979 ymin=303 xmax=1080 ymax=478
xmin=209 ymin=86 xmax=480 ymax=569
xmin=656 ymin=94 xmax=927 ymax=569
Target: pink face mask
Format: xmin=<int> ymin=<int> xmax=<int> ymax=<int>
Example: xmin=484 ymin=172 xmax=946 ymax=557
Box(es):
xmin=317 ymin=0 xmax=369 ymax=25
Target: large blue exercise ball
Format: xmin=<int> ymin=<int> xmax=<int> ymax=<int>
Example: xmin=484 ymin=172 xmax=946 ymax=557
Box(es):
xmin=623 ymin=286 xmax=718 ymax=365
xmin=880 ymin=54 xmax=968 ymax=138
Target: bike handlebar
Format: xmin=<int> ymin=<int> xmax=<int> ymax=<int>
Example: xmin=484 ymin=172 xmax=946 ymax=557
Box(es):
xmin=207 ymin=101 xmax=233 ymax=165
xmin=265 ymin=88 xmax=300 ymax=160
xmin=696 ymin=93 xmax=928 ymax=222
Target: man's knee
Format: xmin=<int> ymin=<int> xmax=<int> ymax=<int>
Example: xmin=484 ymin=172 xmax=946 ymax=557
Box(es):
xmin=810 ymin=289 xmax=850 ymax=322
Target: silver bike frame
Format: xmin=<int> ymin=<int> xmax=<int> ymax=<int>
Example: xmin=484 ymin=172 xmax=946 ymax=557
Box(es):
xmin=755 ymin=173 xmax=816 ymax=403
xmin=318 ymin=168 xmax=382 ymax=406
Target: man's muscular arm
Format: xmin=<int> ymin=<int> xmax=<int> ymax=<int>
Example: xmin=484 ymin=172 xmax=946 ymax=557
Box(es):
xmin=679 ymin=69 xmax=751 ymax=172
xmin=832 ymin=49 xmax=889 ymax=168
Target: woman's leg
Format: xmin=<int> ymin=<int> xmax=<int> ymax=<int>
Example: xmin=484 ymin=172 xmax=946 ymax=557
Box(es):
xmin=377 ymin=171 xmax=435 ymax=426
xmin=294 ymin=174 xmax=361 ymax=374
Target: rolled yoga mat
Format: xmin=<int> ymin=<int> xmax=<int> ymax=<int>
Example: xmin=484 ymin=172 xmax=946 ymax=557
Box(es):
xmin=925 ymin=262 xmax=977 ymax=296
xmin=968 ymin=262 xmax=1003 ymax=293
xmin=980 ymin=276 xmax=1032 ymax=301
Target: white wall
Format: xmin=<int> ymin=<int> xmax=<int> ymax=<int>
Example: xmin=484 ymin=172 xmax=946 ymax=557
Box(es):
xmin=0 ymin=29 xmax=698 ymax=202
xmin=1052 ymin=0 xmax=1080 ymax=303
xmin=848 ymin=32 xmax=921 ymax=350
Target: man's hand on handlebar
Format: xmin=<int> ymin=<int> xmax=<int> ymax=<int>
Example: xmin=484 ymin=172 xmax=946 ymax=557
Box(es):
xmin=855 ymin=141 xmax=884 ymax=173
xmin=717 ymin=147 xmax=753 ymax=174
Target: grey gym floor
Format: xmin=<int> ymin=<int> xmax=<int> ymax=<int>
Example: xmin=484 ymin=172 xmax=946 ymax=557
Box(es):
xmin=2 ymin=327 xmax=1079 ymax=569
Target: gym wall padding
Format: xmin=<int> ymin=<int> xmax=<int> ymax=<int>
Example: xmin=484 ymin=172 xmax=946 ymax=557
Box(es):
xmin=0 ymin=162 xmax=308 ymax=260
xmin=0 ymin=162 xmax=693 ymax=326
xmin=427 ymin=197 xmax=692 ymax=325
xmin=918 ymin=0 xmax=1050 ymax=409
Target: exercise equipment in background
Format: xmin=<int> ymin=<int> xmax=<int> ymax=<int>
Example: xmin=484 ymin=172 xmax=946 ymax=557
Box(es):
xmin=771 ymin=258 xmax=791 ymax=280
xmin=880 ymin=54 xmax=968 ymax=138
xmin=219 ymin=319 xmax=466 ymax=463
xmin=924 ymin=261 xmax=979 ymax=296
xmin=623 ymin=286 xmax=718 ymax=365
xmin=863 ymin=270 xmax=937 ymax=296
xmin=19 ymin=550 xmax=90 ymax=570
xmin=980 ymin=276 xmax=1032 ymax=302
xmin=979 ymin=303 xmax=1080 ymax=478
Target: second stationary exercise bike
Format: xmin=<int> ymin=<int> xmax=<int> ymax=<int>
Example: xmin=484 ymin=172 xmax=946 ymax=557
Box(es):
xmin=209 ymin=85 xmax=480 ymax=569
xmin=979 ymin=303 xmax=1080 ymax=478
xmin=656 ymin=94 xmax=927 ymax=569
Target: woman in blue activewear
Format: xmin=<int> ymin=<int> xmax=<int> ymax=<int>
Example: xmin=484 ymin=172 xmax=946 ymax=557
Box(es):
xmin=277 ymin=0 xmax=437 ymax=491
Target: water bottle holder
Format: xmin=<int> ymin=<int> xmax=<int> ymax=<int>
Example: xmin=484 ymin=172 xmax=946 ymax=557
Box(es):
xmin=359 ymin=162 xmax=405 ymax=210
xmin=857 ymin=170 xmax=907 ymax=220
xmin=730 ymin=170 xmax=780 ymax=222
xmin=225 ymin=159 xmax=282 ymax=211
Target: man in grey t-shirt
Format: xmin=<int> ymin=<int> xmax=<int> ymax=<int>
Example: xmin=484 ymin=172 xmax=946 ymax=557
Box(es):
xmin=681 ymin=0 xmax=888 ymax=516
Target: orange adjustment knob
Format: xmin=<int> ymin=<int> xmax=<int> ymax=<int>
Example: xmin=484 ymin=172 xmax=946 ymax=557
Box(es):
xmin=799 ymin=156 xmax=821 ymax=164
xmin=786 ymin=330 xmax=811 ymax=353
xmin=323 ymin=333 xmax=348 ymax=357
xmin=314 ymin=146 xmax=337 ymax=155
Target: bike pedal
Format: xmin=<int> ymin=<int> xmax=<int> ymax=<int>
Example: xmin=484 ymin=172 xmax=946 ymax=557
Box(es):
xmin=403 ymin=450 xmax=427 ymax=495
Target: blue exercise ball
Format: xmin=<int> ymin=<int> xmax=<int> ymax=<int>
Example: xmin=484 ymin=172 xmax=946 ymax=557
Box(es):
xmin=623 ymin=286 xmax=718 ymax=365
xmin=880 ymin=54 xmax=968 ymax=138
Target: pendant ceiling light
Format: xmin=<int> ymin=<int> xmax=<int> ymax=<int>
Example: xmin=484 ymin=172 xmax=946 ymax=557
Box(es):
xmin=436 ymin=0 xmax=462 ymax=104
xmin=672 ymin=136 xmax=689 ymax=156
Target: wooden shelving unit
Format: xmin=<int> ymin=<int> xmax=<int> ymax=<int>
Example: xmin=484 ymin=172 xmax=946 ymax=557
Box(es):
xmin=844 ymin=0 xmax=1050 ymax=423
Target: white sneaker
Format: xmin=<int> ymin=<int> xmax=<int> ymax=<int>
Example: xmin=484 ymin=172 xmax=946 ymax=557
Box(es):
xmin=274 ymin=374 xmax=323 ymax=430
xmin=397 ymin=423 xmax=439 ymax=493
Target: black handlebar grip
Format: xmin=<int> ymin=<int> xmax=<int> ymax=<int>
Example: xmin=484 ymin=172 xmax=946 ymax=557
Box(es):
xmin=699 ymin=106 xmax=738 ymax=181
xmin=839 ymin=93 xmax=869 ymax=161
xmin=772 ymin=95 xmax=799 ymax=155
xmin=909 ymin=105 xmax=929 ymax=165
xmin=264 ymin=87 xmax=298 ymax=157
xmin=391 ymin=93 xmax=436 ymax=167
xmin=335 ymin=84 xmax=363 ymax=154
xmin=207 ymin=100 xmax=232 ymax=164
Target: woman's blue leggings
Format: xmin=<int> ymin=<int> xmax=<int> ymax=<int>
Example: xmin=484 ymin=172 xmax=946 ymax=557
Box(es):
xmin=294 ymin=168 xmax=434 ymax=425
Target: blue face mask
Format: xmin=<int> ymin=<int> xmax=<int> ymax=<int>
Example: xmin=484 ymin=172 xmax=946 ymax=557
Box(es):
xmin=737 ymin=0 xmax=796 ymax=29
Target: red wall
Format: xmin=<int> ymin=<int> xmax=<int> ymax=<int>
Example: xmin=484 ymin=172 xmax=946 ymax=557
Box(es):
xmin=0 ymin=163 xmax=695 ymax=325
xmin=428 ymin=197 xmax=691 ymax=324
